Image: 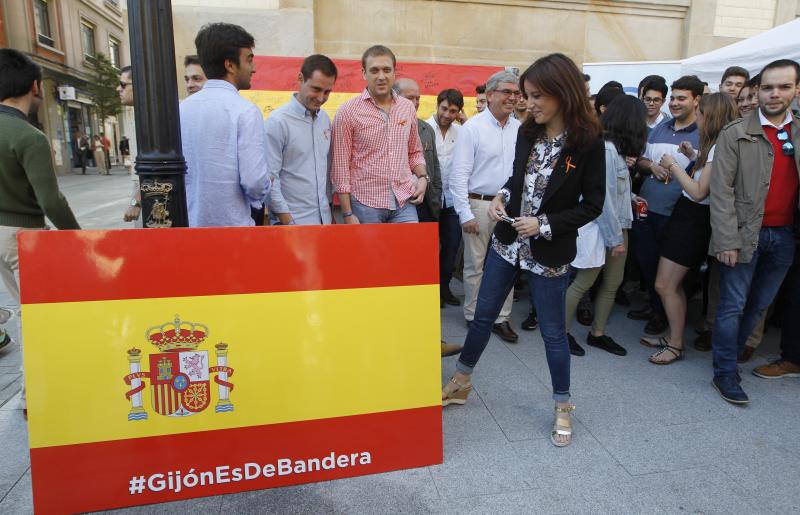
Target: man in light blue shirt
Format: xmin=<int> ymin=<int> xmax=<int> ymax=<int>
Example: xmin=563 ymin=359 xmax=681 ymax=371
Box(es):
xmin=180 ymin=23 xmax=270 ymax=227
xmin=266 ymin=55 xmax=337 ymax=225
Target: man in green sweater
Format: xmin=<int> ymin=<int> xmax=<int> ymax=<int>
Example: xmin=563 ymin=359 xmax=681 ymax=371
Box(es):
xmin=0 ymin=49 xmax=79 ymax=359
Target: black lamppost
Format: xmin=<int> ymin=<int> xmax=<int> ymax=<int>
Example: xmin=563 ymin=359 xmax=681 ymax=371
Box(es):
xmin=127 ymin=0 xmax=188 ymax=228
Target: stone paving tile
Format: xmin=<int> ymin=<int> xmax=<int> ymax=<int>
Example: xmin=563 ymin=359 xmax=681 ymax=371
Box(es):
xmin=590 ymin=416 xmax=772 ymax=477
xmin=615 ymin=466 xmax=763 ymax=514
xmin=429 ymin=437 xmax=531 ymax=501
xmin=219 ymin=481 xmax=333 ymax=514
xmin=0 ymin=412 xmax=30 ymax=484
xmin=0 ymin=375 xmax=21 ymax=403
xmin=95 ymin=494 xmax=223 ymax=515
xmin=0 ymin=470 xmax=32 ymax=515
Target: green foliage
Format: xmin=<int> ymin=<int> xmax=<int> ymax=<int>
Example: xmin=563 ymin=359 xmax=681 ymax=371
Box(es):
xmin=86 ymin=52 xmax=121 ymax=128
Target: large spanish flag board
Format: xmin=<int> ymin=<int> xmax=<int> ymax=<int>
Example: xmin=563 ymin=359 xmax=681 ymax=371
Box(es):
xmin=19 ymin=224 xmax=442 ymax=514
xmin=242 ymin=55 xmax=504 ymax=120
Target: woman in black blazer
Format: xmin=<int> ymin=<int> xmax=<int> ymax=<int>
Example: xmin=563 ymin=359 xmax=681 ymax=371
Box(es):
xmin=442 ymin=54 xmax=605 ymax=447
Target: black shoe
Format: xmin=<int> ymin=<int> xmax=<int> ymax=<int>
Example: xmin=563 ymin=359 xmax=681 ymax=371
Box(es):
xmin=644 ymin=313 xmax=668 ymax=335
xmin=586 ymin=333 xmax=627 ymax=356
xmin=627 ymin=306 xmax=653 ymax=321
xmin=614 ymin=288 xmax=631 ymax=306
xmin=576 ymin=295 xmax=593 ymax=326
xmin=567 ymin=333 xmax=585 ymax=356
xmin=492 ymin=322 xmax=519 ymax=343
xmin=694 ymin=330 xmax=712 ymax=352
xmin=711 ymin=376 xmax=749 ymax=405
xmin=441 ymin=287 xmax=461 ymax=306
xmin=521 ymin=311 xmax=538 ymax=331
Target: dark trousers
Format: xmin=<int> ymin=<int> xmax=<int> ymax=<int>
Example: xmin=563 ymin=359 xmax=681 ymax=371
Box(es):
xmin=439 ymin=206 xmax=462 ymax=292
xmin=780 ymin=244 xmax=800 ymax=366
xmin=251 ymin=205 xmax=265 ymax=226
xmin=632 ymin=212 xmax=669 ymax=314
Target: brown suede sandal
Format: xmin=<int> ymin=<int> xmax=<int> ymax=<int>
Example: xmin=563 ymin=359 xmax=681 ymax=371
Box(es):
xmin=648 ymin=344 xmax=684 ymax=365
xmin=551 ymin=404 xmax=575 ymax=447
xmin=442 ymin=377 xmax=472 ymax=406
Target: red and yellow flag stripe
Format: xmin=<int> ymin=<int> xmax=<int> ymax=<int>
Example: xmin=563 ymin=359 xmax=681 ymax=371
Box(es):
xmin=20 ymin=224 xmax=442 ymax=514
xmin=242 ymin=56 xmax=503 ymax=120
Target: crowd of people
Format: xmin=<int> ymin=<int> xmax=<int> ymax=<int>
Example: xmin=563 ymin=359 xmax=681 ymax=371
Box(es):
xmin=0 ymin=22 xmax=799 ymax=443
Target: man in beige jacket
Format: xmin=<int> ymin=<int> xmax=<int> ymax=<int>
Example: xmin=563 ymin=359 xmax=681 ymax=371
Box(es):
xmin=709 ymin=59 xmax=800 ymax=406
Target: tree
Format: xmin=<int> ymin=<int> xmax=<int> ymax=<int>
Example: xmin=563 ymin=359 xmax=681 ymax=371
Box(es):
xmin=86 ymin=53 xmax=121 ymax=133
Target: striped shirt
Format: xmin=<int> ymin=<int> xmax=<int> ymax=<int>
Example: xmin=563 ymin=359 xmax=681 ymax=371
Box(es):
xmin=331 ymin=89 xmax=426 ymax=209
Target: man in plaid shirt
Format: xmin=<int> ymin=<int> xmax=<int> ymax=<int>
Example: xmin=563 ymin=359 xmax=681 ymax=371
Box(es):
xmin=331 ymin=45 xmax=428 ymax=224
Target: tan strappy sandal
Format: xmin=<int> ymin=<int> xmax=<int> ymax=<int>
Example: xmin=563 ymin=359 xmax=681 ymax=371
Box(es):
xmin=551 ymin=403 xmax=575 ymax=447
xmin=442 ymin=376 xmax=472 ymax=406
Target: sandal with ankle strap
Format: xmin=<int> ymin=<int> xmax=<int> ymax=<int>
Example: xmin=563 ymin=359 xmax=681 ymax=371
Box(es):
xmin=550 ymin=404 xmax=575 ymax=447
xmin=442 ymin=376 xmax=472 ymax=406
xmin=648 ymin=344 xmax=684 ymax=365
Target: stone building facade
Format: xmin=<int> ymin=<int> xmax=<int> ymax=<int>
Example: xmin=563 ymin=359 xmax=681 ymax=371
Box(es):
xmin=1 ymin=0 xmax=131 ymax=174
xmin=170 ymin=0 xmax=800 ymax=82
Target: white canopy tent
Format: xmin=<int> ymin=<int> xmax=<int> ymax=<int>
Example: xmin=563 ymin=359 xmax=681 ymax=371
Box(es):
xmin=680 ymin=19 xmax=800 ymax=86
xmin=584 ymin=19 xmax=800 ymax=95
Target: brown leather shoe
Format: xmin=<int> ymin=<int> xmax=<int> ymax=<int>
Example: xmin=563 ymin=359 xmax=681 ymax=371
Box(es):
xmin=492 ymin=322 xmax=518 ymax=343
xmin=752 ymin=359 xmax=800 ymax=379
xmin=441 ymin=341 xmax=463 ymax=357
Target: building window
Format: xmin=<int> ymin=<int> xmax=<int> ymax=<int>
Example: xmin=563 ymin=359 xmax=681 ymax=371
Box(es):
xmin=108 ymin=37 xmax=121 ymax=68
xmin=34 ymin=0 xmax=55 ymax=47
xmin=81 ymin=20 xmax=96 ymax=59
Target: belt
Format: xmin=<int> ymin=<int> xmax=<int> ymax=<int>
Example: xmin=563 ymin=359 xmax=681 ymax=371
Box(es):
xmin=468 ymin=192 xmax=495 ymax=201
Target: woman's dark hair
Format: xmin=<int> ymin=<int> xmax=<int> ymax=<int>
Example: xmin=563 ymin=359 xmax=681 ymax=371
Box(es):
xmin=194 ymin=23 xmax=255 ymax=80
xmin=519 ymin=53 xmax=602 ymax=151
xmin=601 ymin=95 xmax=648 ymax=158
xmin=594 ymin=84 xmax=624 ymax=117
xmin=0 ymin=48 xmax=42 ymax=101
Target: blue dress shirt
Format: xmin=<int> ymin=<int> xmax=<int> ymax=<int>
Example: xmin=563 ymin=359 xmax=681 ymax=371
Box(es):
xmin=180 ymin=79 xmax=270 ymax=227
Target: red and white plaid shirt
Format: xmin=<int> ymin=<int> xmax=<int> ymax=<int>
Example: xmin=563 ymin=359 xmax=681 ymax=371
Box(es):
xmin=331 ymin=89 xmax=426 ymax=209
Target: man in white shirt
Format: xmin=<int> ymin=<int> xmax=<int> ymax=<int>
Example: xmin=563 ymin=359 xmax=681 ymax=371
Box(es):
xmin=449 ymin=71 xmax=521 ymax=342
xmin=427 ymin=88 xmax=464 ymax=306
xmin=180 ymin=22 xmax=270 ymax=227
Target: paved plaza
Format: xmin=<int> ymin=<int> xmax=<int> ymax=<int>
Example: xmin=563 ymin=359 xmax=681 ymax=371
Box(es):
xmin=0 ymin=170 xmax=799 ymax=514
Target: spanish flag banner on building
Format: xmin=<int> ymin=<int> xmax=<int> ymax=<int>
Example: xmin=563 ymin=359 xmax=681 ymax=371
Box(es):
xmin=20 ymin=224 xmax=442 ymax=514
xmin=242 ymin=55 xmax=504 ymax=120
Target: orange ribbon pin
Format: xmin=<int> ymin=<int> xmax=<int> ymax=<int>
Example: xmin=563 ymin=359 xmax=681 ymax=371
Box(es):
xmin=565 ymin=156 xmax=576 ymax=174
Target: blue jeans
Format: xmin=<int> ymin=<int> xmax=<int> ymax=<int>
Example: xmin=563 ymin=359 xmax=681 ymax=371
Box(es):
xmin=457 ymin=248 xmax=571 ymax=402
xmin=351 ymin=194 xmax=419 ymax=224
xmin=439 ymin=206 xmax=462 ymax=290
xmin=632 ymin=212 xmax=669 ymax=314
xmin=712 ymin=226 xmax=795 ymax=378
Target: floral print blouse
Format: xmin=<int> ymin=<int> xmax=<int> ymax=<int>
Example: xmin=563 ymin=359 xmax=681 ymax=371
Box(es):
xmin=491 ymin=134 xmax=570 ymax=277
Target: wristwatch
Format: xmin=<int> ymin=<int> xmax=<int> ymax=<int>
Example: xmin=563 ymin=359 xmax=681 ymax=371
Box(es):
xmin=417 ymin=174 xmax=429 ymax=181
xmin=130 ymin=199 xmax=141 ymax=208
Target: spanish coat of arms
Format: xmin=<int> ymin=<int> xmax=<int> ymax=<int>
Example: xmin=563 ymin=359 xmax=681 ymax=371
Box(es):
xmin=123 ymin=315 xmax=234 ymax=420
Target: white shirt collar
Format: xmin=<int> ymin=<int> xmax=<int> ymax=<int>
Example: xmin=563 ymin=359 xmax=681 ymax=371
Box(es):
xmin=758 ymin=108 xmax=793 ymax=129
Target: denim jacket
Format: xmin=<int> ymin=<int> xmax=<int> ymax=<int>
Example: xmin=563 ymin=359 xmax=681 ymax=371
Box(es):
xmin=596 ymin=141 xmax=633 ymax=247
